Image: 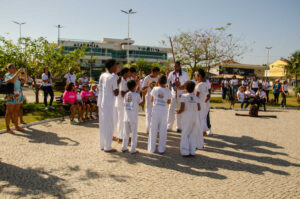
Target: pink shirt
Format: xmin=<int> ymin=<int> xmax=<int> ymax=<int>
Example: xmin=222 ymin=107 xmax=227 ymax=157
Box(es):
xmin=80 ymin=90 xmax=94 ymax=102
xmin=63 ymin=91 xmax=77 ymax=104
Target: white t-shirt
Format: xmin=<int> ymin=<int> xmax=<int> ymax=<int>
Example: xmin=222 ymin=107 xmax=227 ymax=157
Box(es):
xmin=151 ymin=87 xmax=172 ymax=113
xmin=167 ymin=70 xmax=189 ymax=97
xmin=42 ymin=73 xmax=52 ymax=86
xmin=195 ymin=82 xmax=209 ymax=103
xmin=257 ymin=90 xmax=266 ymax=99
xmin=237 ymin=91 xmax=245 ymax=100
xmin=245 ymin=90 xmax=255 ymax=97
xmin=222 ymin=80 xmax=229 ymax=87
xmin=230 ymin=79 xmax=239 ymax=86
xmin=78 ymin=77 xmax=89 ymax=89
xmin=297 ymin=92 xmax=300 ymax=99
xmin=179 ymin=93 xmax=199 ymax=112
xmin=242 ymin=80 xmax=249 ymax=86
xmin=116 ymin=77 xmax=129 ymax=107
xmin=142 ymin=75 xmax=158 ymax=98
xmin=252 ymin=80 xmax=259 ymax=88
xmin=76 ymin=92 xmax=82 ymax=101
xmin=262 ymin=81 xmax=270 ymax=90
xmin=124 ymin=91 xmax=142 ymax=123
xmin=283 ymin=84 xmax=288 ymax=92
xmin=99 ymin=72 xmax=118 ymax=109
xmin=64 ymin=73 xmax=77 ymax=84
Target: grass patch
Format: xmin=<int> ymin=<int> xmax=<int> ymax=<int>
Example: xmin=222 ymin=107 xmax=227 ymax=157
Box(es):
xmin=0 ymin=102 xmax=65 ymax=130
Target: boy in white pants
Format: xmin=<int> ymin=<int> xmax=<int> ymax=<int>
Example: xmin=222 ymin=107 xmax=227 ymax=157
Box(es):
xmin=148 ymin=75 xmax=172 ymax=154
xmin=142 ymin=67 xmax=160 ymax=134
xmin=122 ymin=80 xmax=145 ymax=154
xmin=195 ymin=69 xmax=210 ymax=150
xmin=176 ymin=81 xmax=200 ymax=156
xmin=98 ymin=59 xmax=119 ymax=152
xmin=115 ymin=68 xmax=131 ymax=143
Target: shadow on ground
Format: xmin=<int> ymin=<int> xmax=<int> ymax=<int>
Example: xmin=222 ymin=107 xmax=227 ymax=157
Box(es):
xmin=11 ymin=126 xmax=79 ymax=146
xmin=109 ymin=131 xmax=300 ymax=180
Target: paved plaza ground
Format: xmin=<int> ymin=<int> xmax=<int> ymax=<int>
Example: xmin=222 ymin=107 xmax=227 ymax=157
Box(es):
xmin=0 ymin=109 xmax=299 ymax=198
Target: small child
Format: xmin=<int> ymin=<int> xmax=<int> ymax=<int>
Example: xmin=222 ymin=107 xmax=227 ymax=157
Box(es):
xmin=148 ymin=75 xmax=172 ymax=154
xmin=121 ymin=80 xmax=145 ymax=154
xmin=176 ymin=81 xmax=200 ymax=156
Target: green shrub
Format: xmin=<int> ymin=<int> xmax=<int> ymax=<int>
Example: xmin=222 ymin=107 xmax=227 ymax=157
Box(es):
xmin=294 ymin=86 xmax=300 ymax=97
xmin=210 ymin=97 xmax=223 ymax=103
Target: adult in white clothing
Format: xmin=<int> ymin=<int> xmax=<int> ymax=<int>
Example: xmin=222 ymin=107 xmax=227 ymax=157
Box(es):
xmin=98 ymin=59 xmax=119 ymax=153
xmin=142 ymin=67 xmax=160 ymax=133
xmin=167 ymin=61 xmax=189 ymax=132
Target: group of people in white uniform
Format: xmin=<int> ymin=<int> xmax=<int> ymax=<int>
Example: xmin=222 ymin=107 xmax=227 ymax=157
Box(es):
xmin=97 ymin=59 xmax=212 ymax=156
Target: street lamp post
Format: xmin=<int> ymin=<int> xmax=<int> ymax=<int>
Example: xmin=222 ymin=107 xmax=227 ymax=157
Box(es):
xmin=55 ymin=24 xmax=63 ymax=45
xmin=12 ymin=21 xmax=26 ymax=43
xmin=121 ymin=9 xmax=136 ymax=65
xmin=265 ymin=47 xmax=272 ymax=76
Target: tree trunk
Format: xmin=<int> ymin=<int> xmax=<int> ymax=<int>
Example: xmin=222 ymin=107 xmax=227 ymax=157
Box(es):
xmin=32 ymin=78 xmax=40 ymax=104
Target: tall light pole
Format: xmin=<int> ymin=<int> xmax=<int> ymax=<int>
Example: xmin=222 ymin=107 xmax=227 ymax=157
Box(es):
xmin=265 ymin=47 xmax=272 ymax=65
xmin=12 ymin=21 xmax=26 ymax=43
xmin=55 ymin=24 xmax=63 ymax=45
xmin=121 ymin=9 xmax=136 ymax=65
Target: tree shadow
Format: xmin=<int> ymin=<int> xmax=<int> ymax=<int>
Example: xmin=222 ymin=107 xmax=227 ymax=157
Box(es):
xmin=0 ymin=162 xmax=73 ymax=198
xmin=12 ymin=127 xmax=79 ymax=146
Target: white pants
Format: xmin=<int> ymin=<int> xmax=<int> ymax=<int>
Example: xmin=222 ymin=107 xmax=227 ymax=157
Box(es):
xmin=122 ymin=121 xmax=138 ymax=153
xmin=180 ymin=112 xmax=198 ymax=156
xmin=148 ymin=111 xmax=168 ymax=153
xmin=100 ymin=106 xmax=114 ymax=151
xmin=99 ymin=107 xmax=104 ymax=150
xmin=113 ymin=106 xmax=118 ymax=137
xmin=145 ymin=96 xmax=153 ymax=132
xmin=167 ymin=97 xmax=182 ymax=130
xmin=197 ymin=102 xmax=209 ymax=149
xmin=117 ymin=105 xmax=125 ymax=139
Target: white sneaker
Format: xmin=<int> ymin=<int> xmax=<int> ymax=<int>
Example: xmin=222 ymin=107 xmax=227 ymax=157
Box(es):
xmin=45 ymin=107 xmax=48 ymax=111
xmin=207 ymin=129 xmax=212 ymax=135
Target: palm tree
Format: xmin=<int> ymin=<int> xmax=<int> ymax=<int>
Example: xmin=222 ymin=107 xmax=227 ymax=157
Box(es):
xmin=284 ymin=51 xmax=300 ymax=87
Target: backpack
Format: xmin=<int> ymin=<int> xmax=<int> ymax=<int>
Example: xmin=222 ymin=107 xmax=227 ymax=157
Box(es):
xmin=0 ymin=82 xmax=14 ymax=94
xmin=249 ymin=104 xmax=258 ymax=117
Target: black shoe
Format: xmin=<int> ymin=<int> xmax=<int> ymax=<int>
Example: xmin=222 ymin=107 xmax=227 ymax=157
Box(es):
xmin=176 ymin=129 xmax=182 ymax=133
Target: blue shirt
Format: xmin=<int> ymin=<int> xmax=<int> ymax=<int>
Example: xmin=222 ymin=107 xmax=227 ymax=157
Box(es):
xmin=273 ymin=83 xmax=281 ymax=94
xmin=4 ymin=73 xmax=22 ymax=92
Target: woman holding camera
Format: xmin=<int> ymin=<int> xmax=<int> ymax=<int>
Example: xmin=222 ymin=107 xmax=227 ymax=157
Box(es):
xmin=4 ymin=64 xmax=27 ymax=133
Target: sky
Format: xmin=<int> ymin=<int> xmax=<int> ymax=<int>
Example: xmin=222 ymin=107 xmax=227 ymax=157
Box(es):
xmin=0 ymin=0 xmax=299 ymax=65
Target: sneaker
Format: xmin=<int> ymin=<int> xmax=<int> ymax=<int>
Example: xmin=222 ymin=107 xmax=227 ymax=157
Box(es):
xmin=70 ymin=119 xmax=78 ymax=125
xmin=45 ymin=107 xmax=48 ymax=111
xmin=207 ymin=129 xmax=213 ymax=135
xmin=49 ymin=106 xmax=55 ymax=110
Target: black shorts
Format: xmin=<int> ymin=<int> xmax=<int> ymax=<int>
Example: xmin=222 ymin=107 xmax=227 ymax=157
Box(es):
xmin=63 ymin=104 xmax=71 ymax=111
xmin=84 ymin=100 xmax=91 ymax=105
xmin=91 ymin=100 xmax=97 ymax=104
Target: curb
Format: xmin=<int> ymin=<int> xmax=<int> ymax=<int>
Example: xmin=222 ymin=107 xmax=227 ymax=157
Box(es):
xmin=0 ymin=117 xmax=65 ymax=134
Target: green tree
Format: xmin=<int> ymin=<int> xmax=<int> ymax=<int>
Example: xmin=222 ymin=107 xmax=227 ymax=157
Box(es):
xmin=162 ymin=23 xmax=247 ymax=78
xmin=284 ymin=51 xmax=300 ymax=87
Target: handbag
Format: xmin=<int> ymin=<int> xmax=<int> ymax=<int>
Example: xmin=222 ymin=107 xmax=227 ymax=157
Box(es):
xmin=0 ymin=82 xmax=14 ymax=94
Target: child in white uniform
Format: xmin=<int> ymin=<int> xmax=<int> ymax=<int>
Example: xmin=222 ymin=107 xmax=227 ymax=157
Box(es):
xmin=148 ymin=75 xmax=172 ymax=154
xmin=115 ymin=68 xmax=131 ymax=142
xmin=142 ymin=67 xmax=160 ymax=134
xmin=177 ymin=81 xmax=200 ymax=156
xmin=122 ymin=80 xmax=145 ymax=154
xmin=98 ymin=59 xmax=119 ymax=153
xmin=195 ymin=69 xmax=209 ymax=150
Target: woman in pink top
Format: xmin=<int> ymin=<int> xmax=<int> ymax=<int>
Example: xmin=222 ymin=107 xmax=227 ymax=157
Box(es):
xmin=80 ymin=84 xmax=96 ymax=120
xmin=63 ymin=82 xmax=82 ymax=125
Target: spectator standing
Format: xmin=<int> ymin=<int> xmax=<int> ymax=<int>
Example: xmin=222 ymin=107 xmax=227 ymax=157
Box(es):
xmin=250 ymin=76 xmax=259 ymax=93
xmin=256 ymin=87 xmax=267 ymax=111
xmin=262 ymin=77 xmax=270 ymax=102
xmin=4 ymin=64 xmax=26 ymax=133
xmin=221 ymin=77 xmax=229 ymax=100
xmin=281 ymin=80 xmax=288 ymax=108
xmin=230 ymin=75 xmax=239 ymax=95
xmin=242 ymin=76 xmax=249 ymax=87
xmin=42 ymin=67 xmax=55 ymax=110
xmin=64 ymin=67 xmax=77 ymax=84
xmin=273 ymin=79 xmax=281 ymax=105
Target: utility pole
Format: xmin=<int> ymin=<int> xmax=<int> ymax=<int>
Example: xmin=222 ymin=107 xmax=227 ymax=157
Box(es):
xmin=12 ymin=21 xmax=26 ymax=44
xmin=265 ymin=47 xmax=272 ymax=77
xmin=121 ymin=9 xmax=136 ymax=65
xmin=56 ymin=24 xmax=63 ymax=45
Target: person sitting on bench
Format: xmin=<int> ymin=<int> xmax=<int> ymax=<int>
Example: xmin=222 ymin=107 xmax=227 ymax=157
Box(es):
xmin=256 ymin=87 xmax=267 ymax=111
